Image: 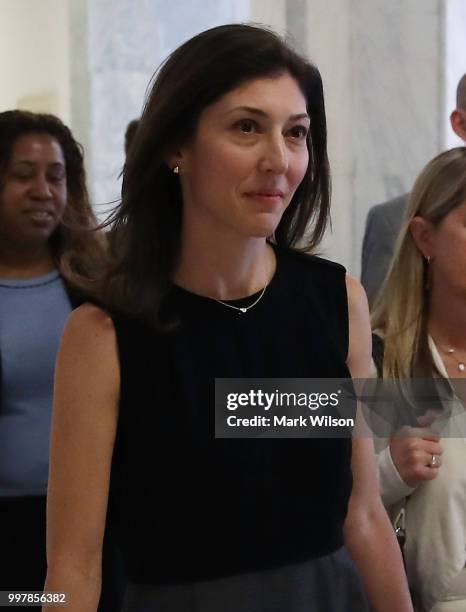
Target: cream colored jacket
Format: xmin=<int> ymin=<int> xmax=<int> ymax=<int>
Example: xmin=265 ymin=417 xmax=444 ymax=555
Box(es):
xmin=375 ymin=339 xmax=466 ymax=612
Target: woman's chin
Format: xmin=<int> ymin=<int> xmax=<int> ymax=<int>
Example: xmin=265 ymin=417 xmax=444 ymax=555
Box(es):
xmin=241 ymin=216 xmax=283 ymax=239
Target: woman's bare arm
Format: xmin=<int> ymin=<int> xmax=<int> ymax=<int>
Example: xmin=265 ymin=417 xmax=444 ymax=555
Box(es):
xmin=43 ymin=304 xmax=119 ymax=612
xmin=344 ymin=275 xmax=413 ymax=612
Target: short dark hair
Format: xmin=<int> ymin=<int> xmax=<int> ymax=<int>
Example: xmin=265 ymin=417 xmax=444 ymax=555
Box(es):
xmin=457 ymin=73 xmax=466 ymax=110
xmin=0 ymin=110 xmax=105 ymax=282
xmin=105 ymin=24 xmax=331 ymax=325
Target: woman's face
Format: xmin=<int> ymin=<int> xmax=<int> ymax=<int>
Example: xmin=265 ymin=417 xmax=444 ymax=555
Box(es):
xmin=0 ymin=133 xmax=67 ymax=249
xmin=175 ymin=72 xmax=310 ymax=240
xmin=428 ymin=201 xmax=466 ymax=296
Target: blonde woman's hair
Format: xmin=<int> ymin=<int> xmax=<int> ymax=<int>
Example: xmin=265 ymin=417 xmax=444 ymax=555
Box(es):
xmin=371 ymin=147 xmax=466 ymax=378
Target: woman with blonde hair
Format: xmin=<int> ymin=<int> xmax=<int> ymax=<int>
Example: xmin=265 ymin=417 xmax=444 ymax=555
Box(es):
xmin=372 ymin=146 xmax=466 ymax=611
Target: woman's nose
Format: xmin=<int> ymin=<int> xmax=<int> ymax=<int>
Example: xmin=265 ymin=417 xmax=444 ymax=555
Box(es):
xmin=258 ymin=135 xmax=288 ymax=174
xmin=30 ymin=175 xmax=53 ymax=199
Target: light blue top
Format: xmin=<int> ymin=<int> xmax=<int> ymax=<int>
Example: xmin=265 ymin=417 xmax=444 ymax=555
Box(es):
xmin=0 ymin=270 xmax=72 ymax=496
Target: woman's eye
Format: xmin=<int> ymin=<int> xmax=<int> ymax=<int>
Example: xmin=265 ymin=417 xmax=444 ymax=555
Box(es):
xmin=12 ymin=171 xmax=32 ymax=181
xmin=235 ymin=119 xmax=257 ymax=134
xmin=289 ymin=125 xmax=308 ymax=139
xmin=48 ymin=174 xmax=65 ymax=184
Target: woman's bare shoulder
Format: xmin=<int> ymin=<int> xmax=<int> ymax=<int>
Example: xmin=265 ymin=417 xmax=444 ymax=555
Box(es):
xmin=58 ymin=303 xmax=119 ymax=390
xmin=66 ymin=302 xmax=114 ymax=330
xmin=63 ymin=303 xmax=116 ymax=349
xmin=345 ymin=274 xmax=368 ymax=312
xmin=345 ymin=274 xmax=371 ymax=378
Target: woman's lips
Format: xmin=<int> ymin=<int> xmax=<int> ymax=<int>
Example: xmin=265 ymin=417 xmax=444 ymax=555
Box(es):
xmin=24 ymin=210 xmax=55 ymax=224
xmin=244 ymin=191 xmax=285 ymax=203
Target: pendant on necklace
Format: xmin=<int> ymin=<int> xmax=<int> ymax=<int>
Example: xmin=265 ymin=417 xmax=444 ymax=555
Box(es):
xmin=239 ymin=307 xmax=247 ymax=313
xmin=443 ymin=347 xmax=466 ymax=372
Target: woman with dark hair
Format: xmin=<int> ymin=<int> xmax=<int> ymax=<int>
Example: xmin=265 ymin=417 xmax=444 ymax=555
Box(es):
xmin=0 ymin=111 xmax=106 ymax=599
xmin=45 ymin=25 xmax=412 ymax=611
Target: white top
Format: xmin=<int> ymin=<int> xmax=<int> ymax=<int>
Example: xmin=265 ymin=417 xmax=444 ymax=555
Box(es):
xmin=375 ymin=338 xmax=466 ymax=611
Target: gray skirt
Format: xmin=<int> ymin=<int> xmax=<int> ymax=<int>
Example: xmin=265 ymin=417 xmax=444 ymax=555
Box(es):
xmin=122 ymin=547 xmax=370 ymax=612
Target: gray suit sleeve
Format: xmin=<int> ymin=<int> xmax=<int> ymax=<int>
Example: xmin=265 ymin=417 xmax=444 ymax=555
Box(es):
xmin=361 ymin=204 xmax=400 ymax=305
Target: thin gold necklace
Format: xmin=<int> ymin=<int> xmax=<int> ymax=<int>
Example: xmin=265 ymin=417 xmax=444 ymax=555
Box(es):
xmin=438 ymin=345 xmax=466 ymax=372
xmin=214 ymin=284 xmax=268 ymax=314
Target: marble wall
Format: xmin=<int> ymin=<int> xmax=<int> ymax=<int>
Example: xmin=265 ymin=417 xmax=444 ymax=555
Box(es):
xmin=82 ymin=0 xmax=250 ymax=217
xmin=250 ymin=0 xmax=286 ymax=33
xmin=69 ymin=0 xmax=91 ymax=183
xmin=70 ymin=0 xmax=313 ymax=221
xmin=67 ymin=0 xmax=464 ymax=274
xmin=303 ymin=0 xmax=353 ymax=264
xmin=349 ymin=0 xmax=443 ymax=274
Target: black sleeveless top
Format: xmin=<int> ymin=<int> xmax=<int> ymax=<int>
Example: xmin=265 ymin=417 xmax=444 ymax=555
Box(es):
xmin=109 ymin=245 xmax=353 ymax=585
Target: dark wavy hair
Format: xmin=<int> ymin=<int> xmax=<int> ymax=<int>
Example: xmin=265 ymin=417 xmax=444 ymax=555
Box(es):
xmin=105 ymin=23 xmax=330 ymax=325
xmin=0 ymin=110 xmax=106 ymax=284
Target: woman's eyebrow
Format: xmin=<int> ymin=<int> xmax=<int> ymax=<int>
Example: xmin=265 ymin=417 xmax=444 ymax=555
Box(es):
xmin=12 ymin=160 xmax=65 ymax=168
xmin=11 ymin=160 xmax=35 ymax=166
xmin=227 ymin=106 xmax=310 ymax=121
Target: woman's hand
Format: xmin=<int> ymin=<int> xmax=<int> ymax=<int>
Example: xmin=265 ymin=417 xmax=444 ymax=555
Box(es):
xmin=389 ymin=429 xmax=442 ymax=487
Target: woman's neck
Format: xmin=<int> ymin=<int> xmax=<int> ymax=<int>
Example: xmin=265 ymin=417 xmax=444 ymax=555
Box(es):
xmin=173 ymin=232 xmax=275 ymax=300
xmin=428 ymin=286 xmax=466 ymax=350
xmin=0 ymin=242 xmax=56 ymax=279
